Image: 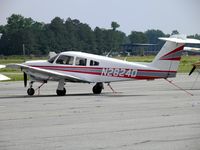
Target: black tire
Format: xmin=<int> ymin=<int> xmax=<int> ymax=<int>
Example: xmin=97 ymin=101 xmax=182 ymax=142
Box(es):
xmin=56 ymin=88 xmax=66 ymax=96
xmin=27 ymin=88 xmax=35 ymax=96
xmin=92 ymin=83 xmax=103 ymax=94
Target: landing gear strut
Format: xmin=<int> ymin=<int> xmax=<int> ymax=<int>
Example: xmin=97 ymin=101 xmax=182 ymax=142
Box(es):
xmin=93 ymin=82 xmax=103 ymax=94
xmin=27 ymin=80 xmax=47 ymax=96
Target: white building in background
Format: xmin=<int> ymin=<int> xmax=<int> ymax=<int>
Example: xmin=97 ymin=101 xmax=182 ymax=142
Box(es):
xmin=0 ymin=33 xmax=2 ymax=39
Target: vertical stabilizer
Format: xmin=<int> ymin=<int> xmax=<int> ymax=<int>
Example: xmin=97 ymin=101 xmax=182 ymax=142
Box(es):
xmin=150 ymin=35 xmax=200 ymax=78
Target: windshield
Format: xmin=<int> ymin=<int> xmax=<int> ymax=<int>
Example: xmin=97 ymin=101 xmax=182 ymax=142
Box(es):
xmin=56 ymin=55 xmax=74 ymax=65
xmin=48 ymin=54 xmax=58 ymax=63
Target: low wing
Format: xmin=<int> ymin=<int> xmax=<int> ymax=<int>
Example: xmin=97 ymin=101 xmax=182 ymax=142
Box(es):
xmin=6 ymin=64 xmax=89 ymax=83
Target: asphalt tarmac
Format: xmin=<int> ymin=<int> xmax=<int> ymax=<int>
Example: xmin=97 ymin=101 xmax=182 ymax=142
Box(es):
xmin=0 ymin=73 xmax=200 ymax=150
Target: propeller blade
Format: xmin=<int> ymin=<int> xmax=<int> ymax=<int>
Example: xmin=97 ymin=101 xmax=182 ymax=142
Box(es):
xmin=189 ymin=66 xmax=196 ymax=76
xmin=23 ymin=72 xmax=27 ymax=87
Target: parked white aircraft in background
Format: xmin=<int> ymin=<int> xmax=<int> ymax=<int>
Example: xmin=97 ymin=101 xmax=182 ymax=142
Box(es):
xmin=0 ymin=65 xmax=10 ymax=81
xmin=1 ymin=35 xmax=200 ymax=96
xmin=184 ymin=47 xmax=200 ymax=52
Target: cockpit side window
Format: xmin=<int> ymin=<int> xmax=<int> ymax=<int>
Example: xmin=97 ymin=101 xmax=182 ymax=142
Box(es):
xmin=56 ymin=55 xmax=74 ymax=65
xmin=75 ymin=57 xmax=87 ymax=66
xmin=48 ymin=55 xmax=58 ymax=63
xmin=90 ymin=60 xmax=99 ymax=66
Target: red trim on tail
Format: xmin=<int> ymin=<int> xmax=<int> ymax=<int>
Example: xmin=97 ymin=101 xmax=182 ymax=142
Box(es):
xmin=159 ymin=45 xmax=184 ymax=61
xmin=160 ymin=57 xmax=181 ymax=61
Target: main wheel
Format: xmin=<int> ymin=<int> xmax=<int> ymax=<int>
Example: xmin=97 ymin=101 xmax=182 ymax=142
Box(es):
xmin=27 ymin=88 xmax=35 ymax=96
xmin=56 ymin=88 xmax=66 ymax=96
xmin=92 ymin=83 xmax=103 ymax=94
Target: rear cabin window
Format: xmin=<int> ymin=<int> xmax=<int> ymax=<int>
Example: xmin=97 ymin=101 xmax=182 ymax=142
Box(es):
xmin=90 ymin=60 xmax=99 ymax=66
xmin=56 ymin=55 xmax=74 ymax=65
xmin=75 ymin=57 xmax=87 ymax=66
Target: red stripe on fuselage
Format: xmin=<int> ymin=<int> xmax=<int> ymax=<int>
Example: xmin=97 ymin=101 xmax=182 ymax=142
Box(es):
xmin=160 ymin=57 xmax=181 ymax=61
xmin=30 ymin=65 xmax=176 ymax=80
xmin=138 ymin=69 xmax=177 ymax=73
xmin=32 ymin=65 xmax=176 ymax=72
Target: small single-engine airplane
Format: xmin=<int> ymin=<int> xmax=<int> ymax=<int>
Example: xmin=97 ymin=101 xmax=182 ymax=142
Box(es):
xmin=1 ymin=35 xmax=200 ymax=96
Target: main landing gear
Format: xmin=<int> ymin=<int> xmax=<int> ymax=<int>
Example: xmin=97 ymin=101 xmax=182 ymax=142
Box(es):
xmin=92 ymin=82 xmax=104 ymax=94
xmin=26 ymin=80 xmax=104 ymax=96
xmin=56 ymin=79 xmax=66 ymax=96
xmin=56 ymin=88 xmax=66 ymax=96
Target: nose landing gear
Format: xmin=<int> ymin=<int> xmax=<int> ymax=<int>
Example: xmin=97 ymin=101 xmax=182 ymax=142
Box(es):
xmin=27 ymin=81 xmax=35 ymax=96
xmin=27 ymin=87 xmax=35 ymax=96
xmin=27 ymin=81 xmax=47 ymax=96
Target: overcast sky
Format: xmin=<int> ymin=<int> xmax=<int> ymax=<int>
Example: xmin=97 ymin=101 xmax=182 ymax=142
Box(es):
xmin=0 ymin=0 xmax=199 ymax=35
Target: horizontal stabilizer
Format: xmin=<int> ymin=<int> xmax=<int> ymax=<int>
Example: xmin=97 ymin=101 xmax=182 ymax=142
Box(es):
xmin=159 ymin=35 xmax=200 ymax=44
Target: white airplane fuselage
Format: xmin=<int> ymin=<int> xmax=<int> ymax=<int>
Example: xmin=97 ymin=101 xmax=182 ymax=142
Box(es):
xmin=23 ymin=51 xmax=175 ymax=83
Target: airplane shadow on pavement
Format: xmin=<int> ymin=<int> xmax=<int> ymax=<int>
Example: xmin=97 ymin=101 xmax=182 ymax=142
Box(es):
xmin=0 ymin=92 xmax=148 ymax=99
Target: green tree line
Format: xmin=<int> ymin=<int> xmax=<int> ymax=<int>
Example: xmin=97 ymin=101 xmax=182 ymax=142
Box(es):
xmin=0 ymin=14 xmax=199 ymax=56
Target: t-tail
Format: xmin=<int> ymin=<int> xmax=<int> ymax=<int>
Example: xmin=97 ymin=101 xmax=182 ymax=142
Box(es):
xmin=149 ymin=35 xmax=200 ymax=78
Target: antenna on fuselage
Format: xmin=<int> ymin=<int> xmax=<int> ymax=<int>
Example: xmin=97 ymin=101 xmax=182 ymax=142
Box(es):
xmin=106 ymin=50 xmax=112 ymax=57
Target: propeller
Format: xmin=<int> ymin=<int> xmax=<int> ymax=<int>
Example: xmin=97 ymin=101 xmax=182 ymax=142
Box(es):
xmin=23 ymin=72 xmax=27 ymax=87
xmin=189 ymin=66 xmax=196 ymax=76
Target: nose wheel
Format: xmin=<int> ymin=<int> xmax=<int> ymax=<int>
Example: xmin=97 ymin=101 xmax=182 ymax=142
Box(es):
xmin=27 ymin=81 xmax=35 ymax=96
xmin=26 ymin=81 xmax=47 ymax=96
xmin=27 ymin=88 xmax=35 ymax=96
xmin=93 ymin=82 xmax=103 ymax=94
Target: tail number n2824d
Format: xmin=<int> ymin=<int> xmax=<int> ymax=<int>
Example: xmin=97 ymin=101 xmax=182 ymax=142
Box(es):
xmin=101 ymin=68 xmax=137 ymax=78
